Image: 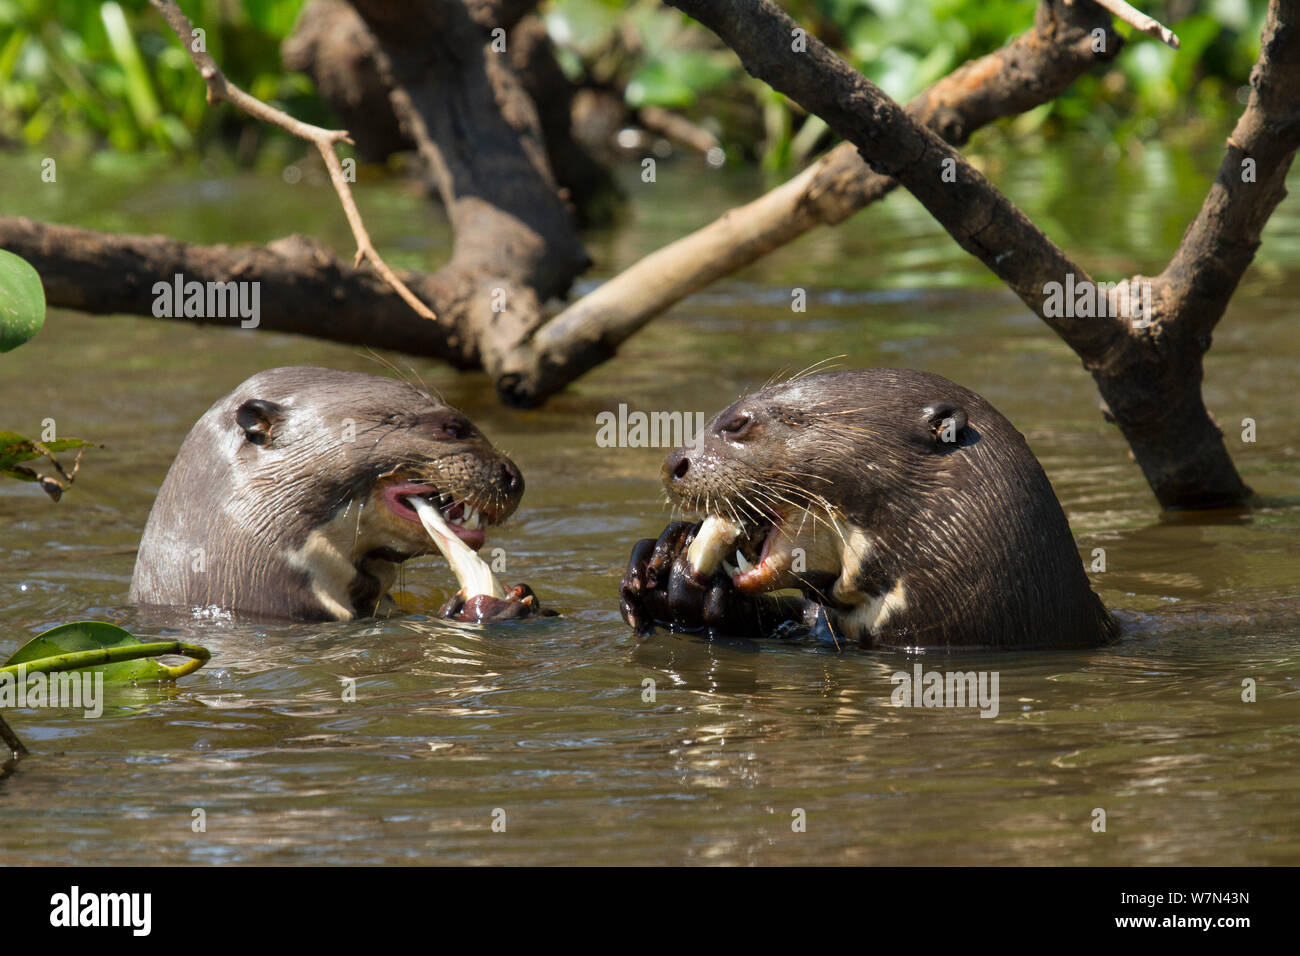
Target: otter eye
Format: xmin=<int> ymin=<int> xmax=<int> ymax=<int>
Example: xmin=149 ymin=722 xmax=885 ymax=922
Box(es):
xmin=443 ymin=421 xmax=470 ymax=440
xmin=720 ymin=413 xmax=751 ymax=437
xmin=922 ymin=402 xmax=968 ymax=445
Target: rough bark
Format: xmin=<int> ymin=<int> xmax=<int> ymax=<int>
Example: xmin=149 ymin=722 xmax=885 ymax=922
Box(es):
xmin=509 ymin=15 xmax=623 ymax=225
xmin=282 ymin=0 xmax=408 ymax=162
xmin=285 ymin=0 xmax=618 ymax=221
xmin=493 ymin=0 xmax=1123 ymax=407
xmin=346 ymin=0 xmax=590 ymax=383
xmin=665 ymin=0 xmax=1280 ymax=508
xmin=0 ymin=218 xmax=481 ymax=365
xmin=1091 ymin=1 xmax=1300 ymax=506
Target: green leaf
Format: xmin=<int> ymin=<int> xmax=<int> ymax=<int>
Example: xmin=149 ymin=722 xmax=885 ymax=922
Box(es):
xmin=0 ymin=431 xmax=95 ymax=480
xmin=625 ymin=51 xmax=735 ymax=109
xmin=0 ymin=248 xmax=45 ymax=352
xmin=2 ymin=622 xmax=210 ymax=684
xmin=99 ymin=1 xmax=158 ymax=129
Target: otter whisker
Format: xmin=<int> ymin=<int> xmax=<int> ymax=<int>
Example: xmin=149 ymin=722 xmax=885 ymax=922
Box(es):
xmin=783 ymin=354 xmax=846 ymax=384
xmin=359 ymin=347 xmax=445 ymax=406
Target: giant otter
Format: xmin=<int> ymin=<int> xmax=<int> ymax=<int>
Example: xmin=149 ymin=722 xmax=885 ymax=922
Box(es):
xmin=619 ymin=368 xmax=1118 ymax=649
xmin=130 ymin=367 xmax=541 ymax=622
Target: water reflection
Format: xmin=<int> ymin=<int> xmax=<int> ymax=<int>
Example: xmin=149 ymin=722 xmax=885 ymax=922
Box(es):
xmin=0 ymin=136 xmax=1298 ymax=864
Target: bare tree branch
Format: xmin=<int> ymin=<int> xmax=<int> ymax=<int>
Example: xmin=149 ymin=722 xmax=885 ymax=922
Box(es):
xmin=495 ymin=0 xmax=1124 ymax=406
xmin=0 ymin=218 xmax=477 ymax=365
xmin=637 ymin=105 xmax=722 ymax=154
xmin=16 ymin=0 xmax=588 ymax=371
xmin=665 ymin=0 xmax=1116 ymax=355
xmin=1158 ymin=3 xmax=1300 ymax=339
xmin=1087 ymin=0 xmax=1180 ymax=47
xmin=657 ymin=0 xmax=1299 ymax=508
xmin=1094 ymin=0 xmax=1300 ymax=504
xmin=149 ymin=0 xmax=438 ymax=321
xmin=0 ymin=712 xmax=27 ymax=758
xmin=346 ymin=0 xmax=590 ymax=379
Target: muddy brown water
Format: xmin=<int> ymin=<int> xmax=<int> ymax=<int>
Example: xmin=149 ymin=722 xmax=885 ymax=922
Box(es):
xmin=1 ymin=139 xmax=1297 ymax=865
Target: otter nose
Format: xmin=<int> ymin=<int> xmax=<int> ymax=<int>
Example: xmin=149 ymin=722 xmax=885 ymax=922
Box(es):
xmin=500 ymin=461 xmax=523 ymax=495
xmin=662 ymin=448 xmax=691 ymax=484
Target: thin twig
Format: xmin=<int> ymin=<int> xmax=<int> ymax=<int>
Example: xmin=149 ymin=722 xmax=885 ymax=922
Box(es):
xmin=1084 ymin=0 xmax=1180 ymax=48
xmin=637 ymin=105 xmax=721 ymax=155
xmin=0 ymin=712 xmax=27 ymax=757
xmin=149 ymin=0 xmax=437 ymax=321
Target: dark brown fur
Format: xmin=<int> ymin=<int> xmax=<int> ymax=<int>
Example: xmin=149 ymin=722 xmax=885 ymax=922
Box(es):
xmin=644 ymin=368 xmax=1117 ymax=649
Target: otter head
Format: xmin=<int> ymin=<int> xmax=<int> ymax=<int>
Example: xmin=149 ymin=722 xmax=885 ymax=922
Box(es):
xmin=130 ymin=366 xmax=524 ymax=621
xmin=661 ymin=368 xmax=1112 ymax=648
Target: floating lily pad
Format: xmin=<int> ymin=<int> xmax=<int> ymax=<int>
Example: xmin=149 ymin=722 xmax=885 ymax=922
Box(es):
xmin=2 ymin=621 xmax=210 ymax=684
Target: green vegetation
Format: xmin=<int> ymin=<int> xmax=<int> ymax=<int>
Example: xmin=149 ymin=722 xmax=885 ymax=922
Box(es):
xmin=0 ymin=0 xmax=1274 ymax=167
xmin=0 ymin=0 xmax=318 ymax=153
xmin=0 ymin=248 xmax=96 ymax=499
xmin=1 ymin=622 xmax=211 ymax=755
xmin=0 ymin=429 xmax=95 ymax=498
xmin=3 ymin=622 xmax=209 ymax=683
xmin=0 ymin=247 xmax=44 ymax=351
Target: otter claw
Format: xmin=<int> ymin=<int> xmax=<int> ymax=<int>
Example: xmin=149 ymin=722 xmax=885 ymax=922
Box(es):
xmin=645 ymin=521 xmax=697 ymax=589
xmin=620 ymin=522 xmax=744 ymax=634
xmin=438 ymin=591 xmax=467 ymax=618
xmin=620 ymin=538 xmax=658 ymax=629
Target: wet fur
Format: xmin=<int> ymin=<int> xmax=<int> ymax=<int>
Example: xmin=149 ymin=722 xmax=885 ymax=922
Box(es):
xmin=665 ymin=368 xmax=1118 ymax=649
xmin=130 ymin=366 xmax=521 ymax=621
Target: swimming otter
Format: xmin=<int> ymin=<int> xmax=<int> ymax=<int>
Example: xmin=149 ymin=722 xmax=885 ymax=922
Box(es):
xmin=619 ymin=368 xmax=1117 ymax=649
xmin=130 ymin=367 xmax=541 ymax=622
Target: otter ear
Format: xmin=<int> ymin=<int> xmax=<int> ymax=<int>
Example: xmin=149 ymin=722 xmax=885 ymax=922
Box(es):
xmin=922 ymin=402 xmax=968 ymax=445
xmin=235 ymin=399 xmax=284 ymax=446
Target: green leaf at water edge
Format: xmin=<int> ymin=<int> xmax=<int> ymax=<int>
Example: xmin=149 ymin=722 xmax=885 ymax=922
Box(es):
xmin=0 ymin=248 xmax=46 ymax=352
xmin=0 ymin=432 xmax=97 ymax=497
xmin=0 ymin=432 xmax=95 ymax=472
xmin=2 ymin=622 xmax=210 ymax=684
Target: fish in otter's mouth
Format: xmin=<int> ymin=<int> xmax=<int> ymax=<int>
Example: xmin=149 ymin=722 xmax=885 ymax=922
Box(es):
xmin=379 ymin=479 xmax=496 ymax=551
xmin=684 ymin=512 xmax=815 ymax=595
xmin=378 ymin=480 xmax=506 ymax=602
xmin=130 ymin=366 xmax=544 ymax=623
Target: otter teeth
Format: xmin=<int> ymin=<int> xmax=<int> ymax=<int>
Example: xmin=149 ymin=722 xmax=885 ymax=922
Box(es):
xmin=686 ymin=515 xmax=745 ymax=577
xmin=734 ymin=549 xmax=754 ymax=574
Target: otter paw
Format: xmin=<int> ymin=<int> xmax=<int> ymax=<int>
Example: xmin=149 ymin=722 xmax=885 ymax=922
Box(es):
xmin=619 ymin=522 xmax=739 ymax=633
xmin=439 ymin=584 xmax=545 ymax=622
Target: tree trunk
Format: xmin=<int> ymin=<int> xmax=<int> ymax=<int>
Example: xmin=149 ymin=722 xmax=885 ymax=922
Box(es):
xmin=346 ymin=0 xmax=590 ymax=385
